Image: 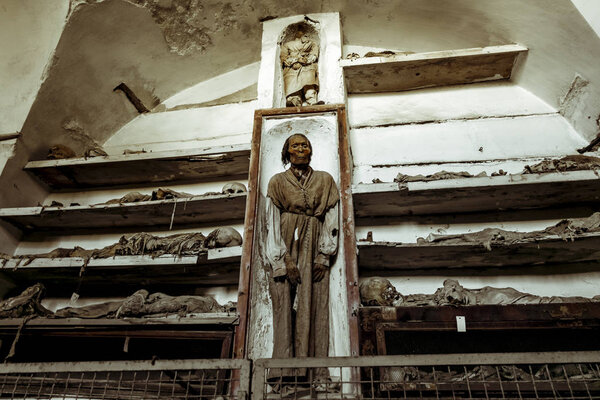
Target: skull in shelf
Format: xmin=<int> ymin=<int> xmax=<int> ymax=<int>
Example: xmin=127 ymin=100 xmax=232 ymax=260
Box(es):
xmin=205 ymin=227 xmax=243 ymax=249
xmin=359 ymin=277 xmax=403 ymax=306
xmin=222 ymin=182 xmax=247 ymax=194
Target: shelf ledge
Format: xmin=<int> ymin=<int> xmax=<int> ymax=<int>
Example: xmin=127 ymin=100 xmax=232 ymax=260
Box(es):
xmin=0 ymin=193 xmax=247 ymax=231
xmin=340 ymin=44 xmax=528 ymax=93
xmin=352 ymin=170 xmax=600 ymax=217
xmin=358 ymin=232 xmax=600 ymax=270
xmin=24 ymin=143 xmax=251 ymax=189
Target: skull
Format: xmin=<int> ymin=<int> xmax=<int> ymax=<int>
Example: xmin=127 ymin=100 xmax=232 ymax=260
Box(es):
xmin=222 ymin=182 xmax=247 ymax=194
xmin=359 ymin=277 xmax=403 ymax=306
xmin=205 ymin=227 xmax=243 ymax=249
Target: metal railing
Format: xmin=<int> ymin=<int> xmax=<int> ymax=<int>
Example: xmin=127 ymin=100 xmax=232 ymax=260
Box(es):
xmin=1 ymin=352 xmax=600 ymax=399
xmin=252 ymin=351 xmax=600 ymax=399
xmin=0 ymin=358 xmax=251 ymax=400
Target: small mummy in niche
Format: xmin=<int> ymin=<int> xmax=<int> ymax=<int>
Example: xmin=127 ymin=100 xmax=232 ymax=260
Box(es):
xmin=280 ymin=22 xmax=320 ymax=107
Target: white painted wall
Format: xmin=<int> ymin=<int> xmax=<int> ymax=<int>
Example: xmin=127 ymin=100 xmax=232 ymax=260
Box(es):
xmin=103 ymin=101 xmax=256 ymax=154
xmin=162 ymin=62 xmax=260 ymax=109
xmin=351 ymin=115 xmax=585 ymax=167
xmin=0 ymin=140 xmax=16 ymax=175
xmin=572 ymin=0 xmax=600 ymax=38
xmin=348 ymin=82 xmax=556 ymax=128
xmin=0 ymin=0 xmax=68 ymax=136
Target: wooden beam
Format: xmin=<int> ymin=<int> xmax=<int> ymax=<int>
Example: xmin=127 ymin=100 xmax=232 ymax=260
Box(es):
xmin=1 ymin=248 xmax=242 ymax=289
xmin=352 ymin=170 xmax=600 ymax=218
xmin=360 ymin=302 xmax=600 ymax=329
xmin=24 ymin=144 xmax=251 ymax=190
xmin=358 ymin=233 xmax=600 ymax=270
xmin=0 ymin=314 xmax=239 ymax=329
xmin=0 ymin=193 xmax=246 ymax=231
xmin=341 ymin=44 xmax=527 ymax=93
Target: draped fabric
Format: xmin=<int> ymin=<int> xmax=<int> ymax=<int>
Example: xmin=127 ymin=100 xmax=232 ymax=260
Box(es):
xmin=265 ymin=167 xmax=339 ymax=380
xmin=280 ymin=38 xmax=319 ymax=97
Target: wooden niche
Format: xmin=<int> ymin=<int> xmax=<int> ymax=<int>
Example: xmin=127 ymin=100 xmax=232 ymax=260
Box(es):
xmin=234 ymin=105 xmax=360 ymax=361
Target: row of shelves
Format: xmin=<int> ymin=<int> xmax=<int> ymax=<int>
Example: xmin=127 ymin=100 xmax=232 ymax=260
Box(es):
xmin=4 ymin=170 xmax=599 ymax=231
xmin=3 ymin=231 xmax=599 ymax=288
xmin=2 ymin=246 xmax=242 ymax=289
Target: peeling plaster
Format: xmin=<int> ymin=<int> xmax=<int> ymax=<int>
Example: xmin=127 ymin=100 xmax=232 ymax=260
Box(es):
xmin=128 ymin=0 xmax=248 ymax=55
xmin=68 ymin=0 xmax=107 ymax=19
xmin=60 ymin=119 xmax=104 ymax=153
xmin=560 ymin=74 xmax=590 ymax=117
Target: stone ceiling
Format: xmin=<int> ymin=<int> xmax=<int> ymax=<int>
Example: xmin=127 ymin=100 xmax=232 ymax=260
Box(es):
xmin=16 ymin=0 xmax=600 ymax=158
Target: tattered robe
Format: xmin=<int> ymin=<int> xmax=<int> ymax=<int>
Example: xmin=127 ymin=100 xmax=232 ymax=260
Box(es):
xmin=280 ymin=38 xmax=319 ymax=97
xmin=265 ymin=167 xmax=339 ymax=379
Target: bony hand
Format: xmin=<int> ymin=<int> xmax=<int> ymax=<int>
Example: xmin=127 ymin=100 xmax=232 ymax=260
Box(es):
xmin=313 ymin=263 xmax=327 ymax=282
xmin=292 ymin=62 xmax=301 ymax=70
xmin=286 ymin=259 xmax=301 ymax=285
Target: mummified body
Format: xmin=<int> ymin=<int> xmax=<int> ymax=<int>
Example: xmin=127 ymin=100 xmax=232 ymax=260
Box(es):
xmin=280 ymin=30 xmax=319 ymax=106
xmin=265 ymin=134 xmax=339 ymax=383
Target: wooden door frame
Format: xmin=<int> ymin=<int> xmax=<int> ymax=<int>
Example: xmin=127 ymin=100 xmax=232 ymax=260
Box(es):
xmin=233 ymin=104 xmax=361 ymax=362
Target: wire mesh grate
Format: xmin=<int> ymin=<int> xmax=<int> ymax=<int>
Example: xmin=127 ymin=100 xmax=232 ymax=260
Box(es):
xmin=367 ymin=363 xmax=600 ymax=399
xmin=0 ymin=359 xmax=250 ymax=400
xmin=253 ymin=352 xmax=600 ymax=400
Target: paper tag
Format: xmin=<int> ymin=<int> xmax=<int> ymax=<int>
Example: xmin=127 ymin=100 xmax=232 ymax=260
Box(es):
xmin=456 ymin=316 xmax=466 ymax=332
xmin=69 ymin=292 xmax=80 ymax=305
xmin=123 ymin=337 xmax=130 ymax=353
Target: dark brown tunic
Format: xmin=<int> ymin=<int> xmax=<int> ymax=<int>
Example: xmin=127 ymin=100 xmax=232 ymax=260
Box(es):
xmin=266 ymin=168 xmax=339 ymax=379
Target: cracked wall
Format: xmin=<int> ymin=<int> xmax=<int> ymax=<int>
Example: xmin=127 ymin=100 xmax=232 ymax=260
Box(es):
xmin=130 ymin=0 xmax=253 ymax=56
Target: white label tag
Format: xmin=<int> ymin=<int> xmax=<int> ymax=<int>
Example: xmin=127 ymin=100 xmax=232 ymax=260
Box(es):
xmin=456 ymin=316 xmax=466 ymax=332
xmin=69 ymin=292 xmax=80 ymax=305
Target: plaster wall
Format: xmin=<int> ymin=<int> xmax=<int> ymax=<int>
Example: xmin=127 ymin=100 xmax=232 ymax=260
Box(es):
xmin=0 ymin=140 xmax=17 ymax=176
xmin=351 ymin=115 xmax=585 ymax=167
xmin=162 ymin=62 xmax=260 ymax=109
xmin=0 ymin=0 xmax=68 ymax=136
xmin=103 ymin=101 xmax=256 ymax=154
xmin=572 ymin=0 xmax=600 ymax=38
xmin=347 ymin=82 xmax=556 ymax=128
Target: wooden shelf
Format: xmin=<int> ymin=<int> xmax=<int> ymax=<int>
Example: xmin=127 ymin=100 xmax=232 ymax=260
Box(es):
xmin=1 ymin=246 xmax=242 ymax=289
xmin=352 ymin=170 xmax=600 ymax=218
xmin=24 ymin=144 xmax=251 ymax=190
xmin=0 ymin=193 xmax=246 ymax=231
xmin=357 ymin=232 xmax=600 ymax=271
xmin=341 ymin=44 xmax=527 ymax=93
xmin=0 ymin=314 xmax=239 ymax=330
xmin=359 ymin=303 xmax=600 ymax=357
xmin=360 ymin=302 xmax=600 ymax=329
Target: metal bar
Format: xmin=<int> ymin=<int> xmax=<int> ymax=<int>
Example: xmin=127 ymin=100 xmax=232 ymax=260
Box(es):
xmin=0 ymin=358 xmax=248 ymax=374
xmin=237 ymin=359 xmax=252 ymax=397
xmin=254 ymin=352 xmax=600 ymax=369
xmin=251 ymin=359 xmax=267 ymax=400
